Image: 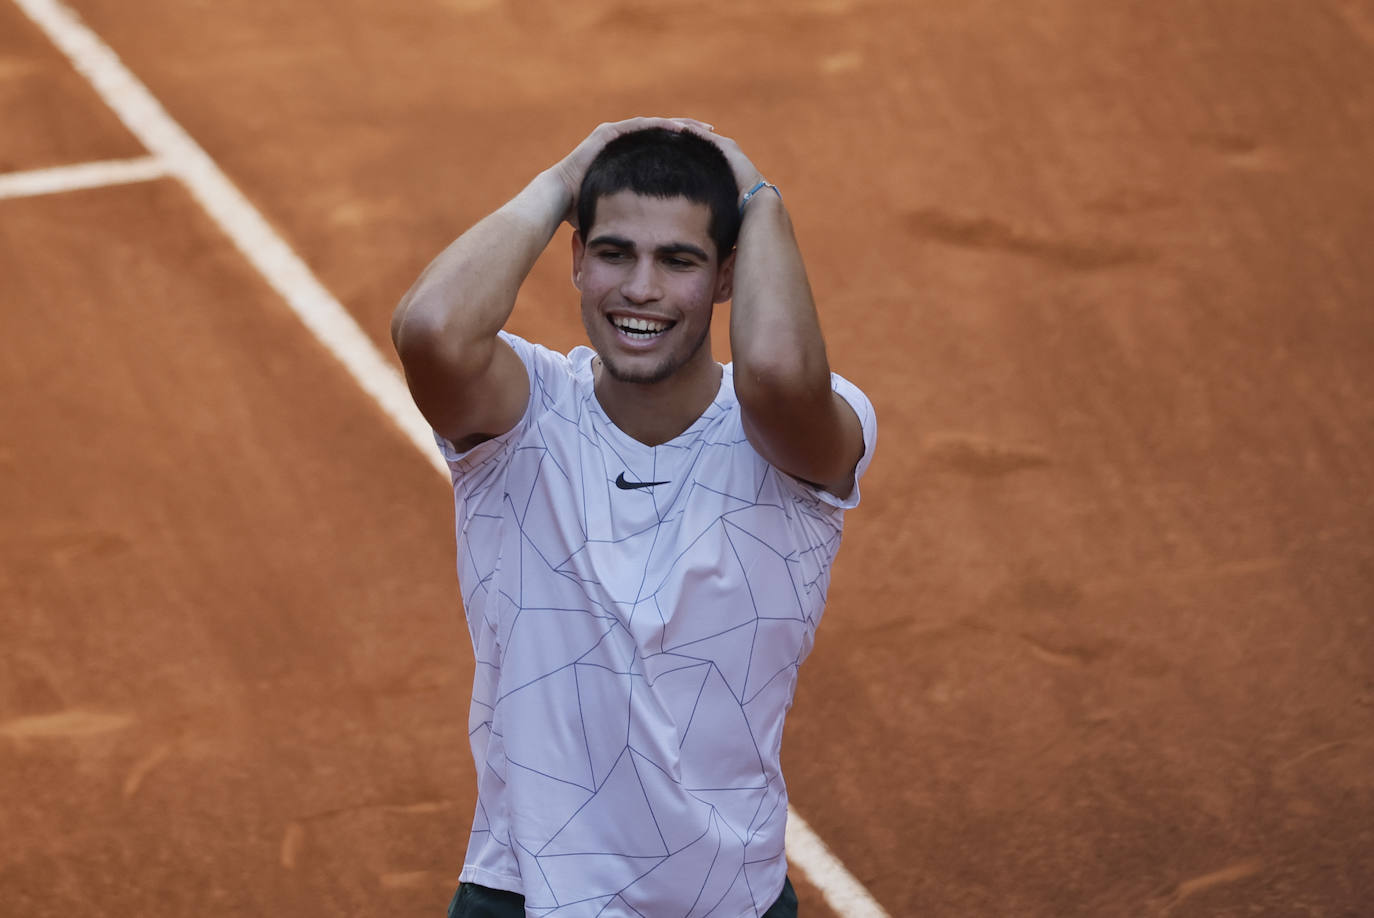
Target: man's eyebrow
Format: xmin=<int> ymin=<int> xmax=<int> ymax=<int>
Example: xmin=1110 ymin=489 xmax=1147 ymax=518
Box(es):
xmin=587 ymin=235 xmax=710 ymax=262
xmin=587 ymin=234 xmax=635 ymax=250
xmin=657 ymin=242 xmax=711 ymax=261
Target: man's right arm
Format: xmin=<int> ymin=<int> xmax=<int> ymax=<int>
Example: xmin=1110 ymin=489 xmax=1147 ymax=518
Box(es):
xmin=390 ymin=169 xmax=568 ymax=452
xmin=390 ymin=117 xmax=708 ymax=452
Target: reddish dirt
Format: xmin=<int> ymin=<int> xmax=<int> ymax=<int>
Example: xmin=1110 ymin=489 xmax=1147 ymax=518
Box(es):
xmin=3 ymin=1 xmax=1373 ymax=915
xmin=0 ymin=2 xmax=143 ymax=170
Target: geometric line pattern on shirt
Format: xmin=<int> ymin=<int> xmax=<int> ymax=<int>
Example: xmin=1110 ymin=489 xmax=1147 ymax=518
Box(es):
xmin=440 ymin=334 xmax=875 ymax=916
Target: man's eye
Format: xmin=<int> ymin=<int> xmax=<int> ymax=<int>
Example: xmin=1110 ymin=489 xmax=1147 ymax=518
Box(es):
xmin=598 ymin=250 xmax=627 ymax=262
xmin=664 ymin=257 xmax=693 ymax=268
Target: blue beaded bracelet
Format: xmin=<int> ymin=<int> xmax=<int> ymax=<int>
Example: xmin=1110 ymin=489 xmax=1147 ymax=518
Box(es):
xmin=739 ymin=180 xmax=781 ymax=212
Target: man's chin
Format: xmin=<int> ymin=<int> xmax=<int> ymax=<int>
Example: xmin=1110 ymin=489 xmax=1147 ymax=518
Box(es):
xmin=598 ymin=353 xmax=674 ymax=385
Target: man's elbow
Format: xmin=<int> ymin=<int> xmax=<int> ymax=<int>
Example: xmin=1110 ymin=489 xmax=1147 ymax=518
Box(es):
xmin=392 ymin=295 xmax=442 ymax=361
xmin=389 ymin=296 xmax=411 ymax=353
xmin=733 ymin=352 xmax=832 ymax=413
xmin=392 ymin=303 xmax=488 ymax=386
xmin=390 ymin=278 xmax=432 ymax=352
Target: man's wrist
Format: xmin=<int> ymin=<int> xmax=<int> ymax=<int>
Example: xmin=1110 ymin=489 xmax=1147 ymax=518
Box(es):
xmin=739 ymin=179 xmax=782 ymax=213
xmin=502 ymin=168 xmax=574 ymax=230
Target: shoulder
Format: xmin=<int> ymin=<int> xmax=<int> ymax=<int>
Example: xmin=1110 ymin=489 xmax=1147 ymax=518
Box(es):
xmin=436 ymin=333 xmax=590 ymax=469
xmin=829 ymin=371 xmax=878 ymax=449
xmin=806 ymin=370 xmax=877 ymax=509
xmin=493 ymin=331 xmax=599 ymax=403
xmin=498 ymin=331 xmax=576 ymax=377
xmin=724 ymin=362 xmax=878 ymax=511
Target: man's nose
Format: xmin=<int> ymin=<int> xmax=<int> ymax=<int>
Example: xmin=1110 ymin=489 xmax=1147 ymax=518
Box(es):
xmin=621 ymin=257 xmax=661 ymax=303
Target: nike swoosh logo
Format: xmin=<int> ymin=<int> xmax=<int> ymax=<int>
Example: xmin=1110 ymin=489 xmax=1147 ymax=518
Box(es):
xmin=615 ymin=472 xmax=670 ymax=490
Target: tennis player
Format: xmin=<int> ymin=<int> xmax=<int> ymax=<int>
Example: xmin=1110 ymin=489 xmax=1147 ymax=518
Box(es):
xmin=392 ymin=117 xmax=876 ymax=917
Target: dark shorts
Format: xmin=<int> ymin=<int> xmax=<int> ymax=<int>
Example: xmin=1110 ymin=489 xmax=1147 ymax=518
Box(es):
xmin=447 ymin=875 xmax=799 ymax=917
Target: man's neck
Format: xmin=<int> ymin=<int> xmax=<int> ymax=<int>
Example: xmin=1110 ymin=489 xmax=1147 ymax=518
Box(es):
xmin=592 ymin=355 xmax=723 ymax=447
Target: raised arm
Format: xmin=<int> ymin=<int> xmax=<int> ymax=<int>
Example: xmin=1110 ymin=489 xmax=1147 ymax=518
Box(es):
xmin=391 ymin=117 xmax=707 ymax=451
xmin=701 ymin=130 xmax=865 ymax=498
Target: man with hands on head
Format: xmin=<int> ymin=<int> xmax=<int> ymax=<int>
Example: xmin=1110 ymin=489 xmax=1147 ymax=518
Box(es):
xmin=392 ymin=117 xmax=877 ymax=918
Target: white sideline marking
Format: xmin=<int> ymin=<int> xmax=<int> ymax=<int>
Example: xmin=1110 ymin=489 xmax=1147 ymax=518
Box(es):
xmin=13 ymin=1 xmax=891 ymax=914
xmin=787 ymin=808 xmax=890 ymax=917
xmin=12 ymin=0 xmax=442 ymax=477
xmin=0 ymin=156 xmax=168 ymax=199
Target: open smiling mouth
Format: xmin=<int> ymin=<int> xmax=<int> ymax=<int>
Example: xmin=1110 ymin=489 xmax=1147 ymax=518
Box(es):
xmin=611 ymin=316 xmax=674 ymax=340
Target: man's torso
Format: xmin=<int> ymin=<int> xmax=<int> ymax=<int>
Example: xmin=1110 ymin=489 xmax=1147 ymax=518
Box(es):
xmin=437 ymin=334 xmax=871 ymax=916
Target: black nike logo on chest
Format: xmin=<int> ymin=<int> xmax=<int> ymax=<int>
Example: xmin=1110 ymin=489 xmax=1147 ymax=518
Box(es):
xmin=615 ymin=472 xmax=670 ymax=490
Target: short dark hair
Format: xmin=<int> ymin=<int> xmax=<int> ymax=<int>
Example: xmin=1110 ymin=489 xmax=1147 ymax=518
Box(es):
xmin=577 ymin=128 xmax=741 ymax=258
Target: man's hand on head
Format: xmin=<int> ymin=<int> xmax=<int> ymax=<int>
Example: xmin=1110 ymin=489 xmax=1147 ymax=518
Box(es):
xmin=553 ymin=117 xmax=714 ymax=229
xmin=675 ymin=125 xmax=766 ymax=204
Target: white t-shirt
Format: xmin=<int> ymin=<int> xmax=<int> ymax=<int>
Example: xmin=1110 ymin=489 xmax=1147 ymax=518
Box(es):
xmin=436 ymin=332 xmax=877 ymax=917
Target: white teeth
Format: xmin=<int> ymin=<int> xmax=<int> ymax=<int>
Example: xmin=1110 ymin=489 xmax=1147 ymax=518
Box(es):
xmin=613 ymin=316 xmax=669 ymax=337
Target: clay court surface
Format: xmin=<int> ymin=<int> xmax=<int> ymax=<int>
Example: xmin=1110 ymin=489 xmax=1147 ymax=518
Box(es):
xmin=3 ymin=0 xmax=1373 ymax=914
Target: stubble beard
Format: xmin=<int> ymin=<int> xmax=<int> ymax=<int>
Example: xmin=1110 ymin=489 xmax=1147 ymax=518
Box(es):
xmin=595 ymin=320 xmax=712 ymax=386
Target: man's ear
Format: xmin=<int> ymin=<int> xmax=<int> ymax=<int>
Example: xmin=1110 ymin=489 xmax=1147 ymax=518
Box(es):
xmin=571 ymin=230 xmax=585 ymax=290
xmin=713 ymin=250 xmax=736 ymax=304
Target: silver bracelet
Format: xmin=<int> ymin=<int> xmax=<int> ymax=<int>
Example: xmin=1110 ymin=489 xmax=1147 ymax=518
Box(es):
xmin=739 ymin=180 xmax=781 ymax=212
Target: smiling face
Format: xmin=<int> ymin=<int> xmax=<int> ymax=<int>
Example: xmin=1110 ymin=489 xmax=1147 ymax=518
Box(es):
xmin=572 ymin=191 xmax=734 ymax=387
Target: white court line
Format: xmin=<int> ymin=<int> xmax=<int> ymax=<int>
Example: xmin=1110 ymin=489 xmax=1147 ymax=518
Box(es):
xmin=12 ymin=1 xmax=892 ymax=914
xmin=11 ymin=0 xmax=439 ymax=476
xmin=786 ymin=809 xmax=889 ymax=916
xmin=0 ymin=155 xmax=168 ymax=199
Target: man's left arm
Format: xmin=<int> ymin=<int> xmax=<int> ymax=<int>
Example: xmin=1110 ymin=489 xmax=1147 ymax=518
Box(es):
xmin=707 ymin=132 xmax=866 ymax=500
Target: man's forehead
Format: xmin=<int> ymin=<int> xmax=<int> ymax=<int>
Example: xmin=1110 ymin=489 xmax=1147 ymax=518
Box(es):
xmin=586 ymin=191 xmax=714 ymax=249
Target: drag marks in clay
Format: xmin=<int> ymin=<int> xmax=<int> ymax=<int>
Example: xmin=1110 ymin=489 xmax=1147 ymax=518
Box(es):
xmin=922 ymin=432 xmax=1051 ymax=478
xmin=1154 ymin=857 xmax=1264 ymax=915
xmin=1190 ymin=132 xmax=1287 ymax=172
xmin=0 ymin=709 xmax=133 ymax=739
xmin=904 ymin=207 xmax=1156 ymax=271
xmin=278 ymin=798 xmax=460 ymax=882
xmin=122 ymin=741 xmax=174 ymax=798
xmin=1015 ymin=631 xmax=1114 ymax=670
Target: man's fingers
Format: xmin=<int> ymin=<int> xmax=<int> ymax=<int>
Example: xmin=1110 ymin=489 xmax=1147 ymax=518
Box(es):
xmin=608 ymin=116 xmax=714 ymax=134
xmin=564 ymin=117 xmax=723 ymax=204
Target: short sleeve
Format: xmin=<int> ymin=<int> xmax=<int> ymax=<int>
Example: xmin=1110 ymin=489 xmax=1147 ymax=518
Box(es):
xmin=432 ymin=331 xmax=561 ymax=477
xmin=811 ymin=372 xmax=878 ymax=511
